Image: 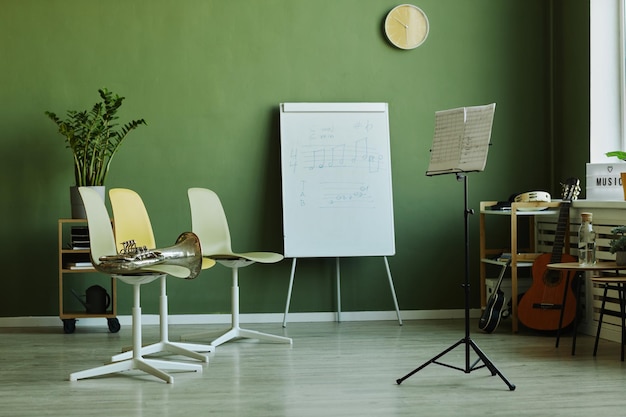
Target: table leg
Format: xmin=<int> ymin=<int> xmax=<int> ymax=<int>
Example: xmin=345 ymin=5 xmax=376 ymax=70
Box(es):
xmin=570 ymin=272 xmax=583 ymax=355
xmin=555 ymin=274 xmax=570 ymax=348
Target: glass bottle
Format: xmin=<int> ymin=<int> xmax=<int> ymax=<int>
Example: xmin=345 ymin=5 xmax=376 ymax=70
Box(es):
xmin=578 ymin=212 xmax=596 ymax=265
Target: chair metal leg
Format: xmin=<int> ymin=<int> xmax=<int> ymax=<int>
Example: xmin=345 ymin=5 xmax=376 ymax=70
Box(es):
xmin=593 ymin=283 xmax=609 ymax=357
xmin=70 ymin=283 xmax=203 ymax=383
xmin=617 ymin=283 xmax=626 ymax=362
xmin=112 ymin=277 xmax=213 ymax=363
xmin=182 ymin=267 xmax=292 ymax=347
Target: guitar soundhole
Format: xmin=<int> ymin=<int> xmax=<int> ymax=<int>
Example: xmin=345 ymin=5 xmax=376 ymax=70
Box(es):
xmin=543 ymin=270 xmax=562 ymax=287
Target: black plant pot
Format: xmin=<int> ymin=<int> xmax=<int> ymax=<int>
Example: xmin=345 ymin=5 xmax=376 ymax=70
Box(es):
xmin=70 ymin=186 xmax=105 ymax=219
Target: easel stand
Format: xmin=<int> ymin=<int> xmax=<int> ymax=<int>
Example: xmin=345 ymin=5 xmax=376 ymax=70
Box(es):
xmin=396 ymin=174 xmax=515 ymax=391
xmin=282 ymin=256 xmax=402 ymax=327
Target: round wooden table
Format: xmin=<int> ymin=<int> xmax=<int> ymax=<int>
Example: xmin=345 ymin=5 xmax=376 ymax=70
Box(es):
xmin=547 ymin=261 xmax=626 ymax=355
xmin=547 ymin=261 xmax=626 ymax=272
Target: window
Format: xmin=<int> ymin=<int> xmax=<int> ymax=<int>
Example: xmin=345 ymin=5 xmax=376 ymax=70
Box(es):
xmin=589 ymin=0 xmax=623 ymax=161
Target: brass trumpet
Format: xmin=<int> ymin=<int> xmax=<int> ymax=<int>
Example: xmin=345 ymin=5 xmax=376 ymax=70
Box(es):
xmin=97 ymin=232 xmax=203 ymax=279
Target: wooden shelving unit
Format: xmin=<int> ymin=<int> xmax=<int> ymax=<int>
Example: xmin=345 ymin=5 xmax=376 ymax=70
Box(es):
xmin=58 ymin=218 xmax=119 ymax=334
xmin=479 ymin=201 xmax=561 ymax=332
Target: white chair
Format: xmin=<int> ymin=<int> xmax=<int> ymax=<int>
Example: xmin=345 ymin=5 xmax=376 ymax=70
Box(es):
xmin=69 ymin=187 xmax=203 ymax=383
xmin=181 ymin=187 xmax=292 ymax=347
xmin=108 ymin=188 xmax=216 ymax=363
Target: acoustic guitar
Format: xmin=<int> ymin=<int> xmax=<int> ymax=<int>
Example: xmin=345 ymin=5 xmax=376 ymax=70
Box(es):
xmin=479 ymin=259 xmax=511 ymax=333
xmin=517 ymin=178 xmax=580 ymax=331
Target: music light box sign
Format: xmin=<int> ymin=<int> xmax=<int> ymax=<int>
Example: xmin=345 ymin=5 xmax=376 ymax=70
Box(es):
xmin=585 ymin=163 xmax=626 ymax=200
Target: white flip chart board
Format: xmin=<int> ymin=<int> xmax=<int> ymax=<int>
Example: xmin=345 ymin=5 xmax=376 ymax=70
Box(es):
xmin=279 ymin=102 xmax=395 ymax=258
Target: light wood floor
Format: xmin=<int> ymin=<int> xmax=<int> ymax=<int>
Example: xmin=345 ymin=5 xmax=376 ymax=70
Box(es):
xmin=1 ymin=318 xmax=626 ymax=417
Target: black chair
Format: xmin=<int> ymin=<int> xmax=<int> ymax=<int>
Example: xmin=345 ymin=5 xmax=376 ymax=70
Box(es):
xmin=591 ymin=276 xmax=626 ymax=361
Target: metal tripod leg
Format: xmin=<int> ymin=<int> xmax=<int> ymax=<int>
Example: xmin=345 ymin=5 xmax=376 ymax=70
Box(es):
xmin=395 ymin=337 xmax=515 ymax=391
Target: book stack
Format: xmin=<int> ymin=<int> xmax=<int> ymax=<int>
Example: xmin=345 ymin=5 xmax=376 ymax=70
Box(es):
xmin=66 ymin=261 xmax=93 ymax=270
xmin=70 ymin=226 xmax=90 ymax=250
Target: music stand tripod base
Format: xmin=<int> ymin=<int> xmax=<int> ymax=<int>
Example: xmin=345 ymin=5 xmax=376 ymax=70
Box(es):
xmin=396 ymin=173 xmax=515 ymax=391
xmin=395 ymin=334 xmax=515 ymax=391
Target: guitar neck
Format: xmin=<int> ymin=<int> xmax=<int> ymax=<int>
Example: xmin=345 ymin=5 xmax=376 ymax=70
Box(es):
xmin=550 ymin=201 xmax=571 ymax=263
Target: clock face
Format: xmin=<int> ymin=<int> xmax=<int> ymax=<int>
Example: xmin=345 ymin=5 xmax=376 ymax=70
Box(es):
xmin=384 ymin=4 xmax=429 ymax=50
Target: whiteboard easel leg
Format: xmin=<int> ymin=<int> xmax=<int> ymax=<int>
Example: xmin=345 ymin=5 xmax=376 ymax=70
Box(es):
xmin=384 ymin=256 xmax=402 ymax=325
xmin=336 ymin=257 xmax=341 ymax=323
xmin=282 ymin=258 xmax=298 ymax=328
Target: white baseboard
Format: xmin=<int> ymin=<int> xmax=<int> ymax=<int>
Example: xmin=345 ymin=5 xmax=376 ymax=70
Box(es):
xmin=0 ymin=309 xmax=481 ymax=328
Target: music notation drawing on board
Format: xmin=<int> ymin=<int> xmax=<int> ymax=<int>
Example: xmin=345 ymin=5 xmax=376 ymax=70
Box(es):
xmin=291 ymin=129 xmax=386 ymax=210
xmin=426 ymin=103 xmax=496 ymax=176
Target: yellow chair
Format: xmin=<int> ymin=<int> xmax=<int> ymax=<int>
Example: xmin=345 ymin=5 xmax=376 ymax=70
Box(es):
xmin=69 ymin=187 xmax=204 ymax=383
xmin=108 ymin=188 xmax=216 ymax=363
xmin=182 ymin=187 xmax=292 ymax=347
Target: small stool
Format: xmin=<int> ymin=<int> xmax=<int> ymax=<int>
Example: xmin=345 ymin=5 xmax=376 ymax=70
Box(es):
xmin=591 ymin=276 xmax=626 ymax=361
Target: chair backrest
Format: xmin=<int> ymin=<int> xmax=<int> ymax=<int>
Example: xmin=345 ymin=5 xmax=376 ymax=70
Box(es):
xmin=188 ymin=188 xmax=234 ymax=255
xmin=108 ymin=188 xmax=157 ymax=251
xmin=78 ymin=187 xmax=117 ymax=266
xmin=109 ymin=188 xmax=194 ymax=279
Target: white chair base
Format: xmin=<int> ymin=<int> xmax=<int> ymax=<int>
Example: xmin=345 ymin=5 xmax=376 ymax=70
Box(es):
xmin=70 ymin=281 xmax=203 ymax=383
xmin=112 ymin=341 xmax=212 ymax=363
xmin=69 ymin=357 xmax=202 ymax=384
xmin=209 ymin=326 xmax=293 ymax=347
xmin=182 ymin=264 xmax=292 ymax=347
xmin=112 ymin=277 xmax=213 ymax=363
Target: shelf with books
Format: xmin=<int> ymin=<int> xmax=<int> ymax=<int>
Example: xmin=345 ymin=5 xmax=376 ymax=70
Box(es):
xmin=58 ymin=218 xmax=118 ymax=334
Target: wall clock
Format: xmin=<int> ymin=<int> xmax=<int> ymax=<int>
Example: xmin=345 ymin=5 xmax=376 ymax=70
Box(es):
xmin=384 ymin=4 xmax=429 ymax=50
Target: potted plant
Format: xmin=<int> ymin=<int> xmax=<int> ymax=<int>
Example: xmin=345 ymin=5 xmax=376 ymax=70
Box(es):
xmin=45 ymin=88 xmax=146 ymax=218
xmin=609 ymin=226 xmax=626 ymax=266
xmin=606 ymin=151 xmax=626 ymax=160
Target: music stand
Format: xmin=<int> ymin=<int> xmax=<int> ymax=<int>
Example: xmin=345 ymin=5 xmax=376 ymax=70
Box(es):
xmin=396 ymin=104 xmax=515 ymax=391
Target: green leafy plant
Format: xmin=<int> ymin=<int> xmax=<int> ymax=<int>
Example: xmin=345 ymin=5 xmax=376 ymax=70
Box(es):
xmin=45 ymin=88 xmax=146 ymax=186
xmin=606 ymin=151 xmax=626 ymax=161
xmin=609 ymin=226 xmax=626 ymax=253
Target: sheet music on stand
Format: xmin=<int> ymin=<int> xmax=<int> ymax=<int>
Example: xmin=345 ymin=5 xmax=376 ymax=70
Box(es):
xmin=426 ymin=103 xmax=496 ymax=176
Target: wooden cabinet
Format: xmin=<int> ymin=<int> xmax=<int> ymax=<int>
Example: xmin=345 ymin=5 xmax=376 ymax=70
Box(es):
xmin=58 ymin=219 xmax=119 ymax=334
xmin=479 ymin=201 xmax=561 ymax=332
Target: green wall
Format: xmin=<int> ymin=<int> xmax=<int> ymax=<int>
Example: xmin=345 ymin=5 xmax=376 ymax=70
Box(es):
xmin=552 ymin=0 xmax=590 ymax=186
xmin=0 ymin=0 xmax=588 ymax=318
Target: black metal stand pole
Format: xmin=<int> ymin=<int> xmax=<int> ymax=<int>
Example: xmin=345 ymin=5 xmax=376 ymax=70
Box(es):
xmin=396 ymin=173 xmax=515 ymax=391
